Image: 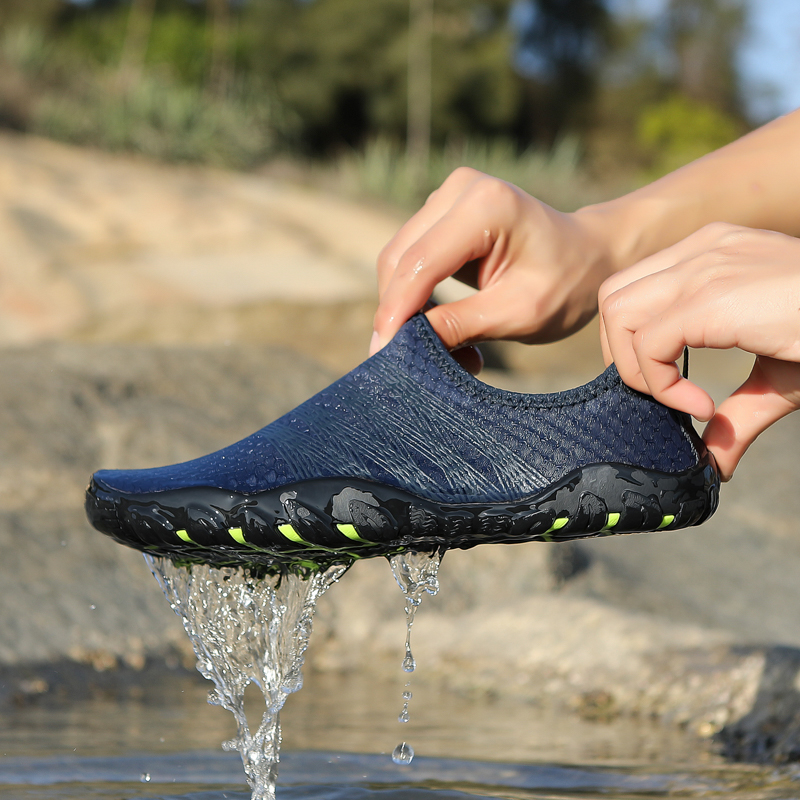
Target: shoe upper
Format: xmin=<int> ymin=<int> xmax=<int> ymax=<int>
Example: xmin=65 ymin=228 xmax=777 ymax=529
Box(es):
xmin=93 ymin=314 xmax=703 ymax=504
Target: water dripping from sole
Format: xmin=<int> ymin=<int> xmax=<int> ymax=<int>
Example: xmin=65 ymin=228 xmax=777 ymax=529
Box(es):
xmin=146 ymin=556 xmax=347 ymax=800
xmin=387 ymin=549 xmax=442 ymax=766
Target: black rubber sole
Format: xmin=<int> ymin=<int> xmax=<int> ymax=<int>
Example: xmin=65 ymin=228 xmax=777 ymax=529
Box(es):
xmin=85 ymin=453 xmax=719 ymax=572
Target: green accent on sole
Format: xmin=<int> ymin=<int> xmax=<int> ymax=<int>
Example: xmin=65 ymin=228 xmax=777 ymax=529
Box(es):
xmin=657 ymin=514 xmax=675 ymax=530
xmin=541 ymin=515 xmax=569 ymax=542
xmin=175 ymin=529 xmax=197 ymax=545
xmin=278 ymin=523 xmax=316 ymax=547
xmin=601 ymin=512 xmax=621 ymax=531
xmin=545 ymin=516 xmax=569 ymax=534
xmin=336 ymin=523 xmax=375 ymax=545
xmin=277 ymin=523 xmax=359 ymax=557
xmin=228 ymin=527 xmax=247 ymax=545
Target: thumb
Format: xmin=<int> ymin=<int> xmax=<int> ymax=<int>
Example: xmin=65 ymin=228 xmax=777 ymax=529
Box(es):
xmin=425 ymin=286 xmax=523 ymax=350
xmin=703 ymin=357 xmax=799 ymax=481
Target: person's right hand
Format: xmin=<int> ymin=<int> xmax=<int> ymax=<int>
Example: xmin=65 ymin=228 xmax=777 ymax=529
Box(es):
xmin=371 ymin=168 xmax=618 ymax=359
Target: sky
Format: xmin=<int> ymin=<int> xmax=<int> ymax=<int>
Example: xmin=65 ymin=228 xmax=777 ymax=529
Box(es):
xmin=738 ymin=0 xmax=800 ymax=119
xmin=612 ymin=0 xmax=800 ymax=120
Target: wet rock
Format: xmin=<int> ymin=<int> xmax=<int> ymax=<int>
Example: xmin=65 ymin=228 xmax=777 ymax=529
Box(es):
xmin=717 ymin=647 xmax=800 ymax=763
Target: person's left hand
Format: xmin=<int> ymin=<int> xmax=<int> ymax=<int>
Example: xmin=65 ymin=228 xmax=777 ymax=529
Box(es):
xmin=598 ymin=222 xmax=800 ymax=480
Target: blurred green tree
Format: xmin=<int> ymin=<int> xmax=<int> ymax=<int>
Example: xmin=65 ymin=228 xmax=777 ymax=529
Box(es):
xmin=2 ymin=0 xmax=616 ymax=158
xmin=238 ymin=0 xmax=616 ymax=155
xmin=637 ymin=93 xmax=741 ymax=177
xmin=6 ymin=0 xmax=752 ymax=182
xmin=243 ymin=0 xmax=528 ymax=154
xmin=512 ymin=0 xmax=611 ymax=144
xmin=588 ymin=0 xmax=748 ymax=176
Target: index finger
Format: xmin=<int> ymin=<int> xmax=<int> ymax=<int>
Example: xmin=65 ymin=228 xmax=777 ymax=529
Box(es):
xmin=377 ymin=167 xmax=485 ymax=299
xmin=372 ymin=199 xmax=505 ymax=350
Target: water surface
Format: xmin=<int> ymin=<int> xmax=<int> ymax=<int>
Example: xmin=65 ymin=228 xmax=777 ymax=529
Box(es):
xmin=0 ymin=669 xmax=796 ymax=800
xmin=0 ymin=749 xmax=797 ymax=800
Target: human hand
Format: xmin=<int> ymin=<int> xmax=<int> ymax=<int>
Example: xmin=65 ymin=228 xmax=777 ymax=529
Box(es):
xmin=598 ymin=223 xmax=800 ymax=480
xmin=371 ymin=168 xmax=617 ymax=360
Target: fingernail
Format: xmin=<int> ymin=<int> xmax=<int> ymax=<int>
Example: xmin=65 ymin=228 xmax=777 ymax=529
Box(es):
xmin=369 ymin=331 xmax=381 ymax=356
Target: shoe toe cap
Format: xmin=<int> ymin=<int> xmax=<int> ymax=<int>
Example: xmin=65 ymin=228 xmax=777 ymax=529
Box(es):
xmin=91 ymin=466 xmax=199 ymax=495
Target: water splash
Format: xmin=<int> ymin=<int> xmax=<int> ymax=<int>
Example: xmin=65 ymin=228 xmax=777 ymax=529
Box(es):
xmin=387 ymin=549 xmax=442 ymax=765
xmin=146 ymin=556 xmax=347 ymax=800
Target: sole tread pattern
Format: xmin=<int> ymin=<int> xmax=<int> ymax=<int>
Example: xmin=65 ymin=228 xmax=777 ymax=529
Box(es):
xmin=85 ymin=455 xmax=719 ymax=573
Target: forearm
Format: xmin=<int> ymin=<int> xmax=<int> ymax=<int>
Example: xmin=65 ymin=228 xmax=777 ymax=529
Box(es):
xmin=578 ymin=107 xmax=800 ymax=271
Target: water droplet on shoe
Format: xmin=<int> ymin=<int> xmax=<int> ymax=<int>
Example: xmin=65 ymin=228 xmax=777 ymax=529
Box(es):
xmin=392 ymin=742 xmax=414 ymax=765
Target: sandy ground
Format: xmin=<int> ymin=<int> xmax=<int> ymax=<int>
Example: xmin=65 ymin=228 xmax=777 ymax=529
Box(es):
xmin=0 ymin=131 xmax=402 ymax=371
xmin=0 ymin=130 xmax=616 ymax=378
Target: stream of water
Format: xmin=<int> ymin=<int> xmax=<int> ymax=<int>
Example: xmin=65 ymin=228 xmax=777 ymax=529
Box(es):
xmin=146 ymin=557 xmax=347 ymax=800
xmin=386 ymin=550 xmax=443 ymax=766
xmin=144 ymin=550 xmax=444 ymax=797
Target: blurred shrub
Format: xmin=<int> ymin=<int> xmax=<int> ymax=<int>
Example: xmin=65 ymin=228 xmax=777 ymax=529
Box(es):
xmin=0 ymin=23 xmax=275 ymax=168
xmin=330 ymin=136 xmax=609 ymax=211
xmin=33 ymin=75 xmax=274 ymax=167
xmin=0 ymin=25 xmax=53 ymax=129
xmin=0 ymin=24 xmax=52 ymax=74
xmin=146 ymin=10 xmax=209 ymax=86
xmin=636 ymin=94 xmax=741 ymax=178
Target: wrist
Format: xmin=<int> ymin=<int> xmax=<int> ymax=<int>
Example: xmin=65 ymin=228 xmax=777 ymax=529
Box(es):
xmin=575 ymin=188 xmax=695 ymax=272
xmin=571 ymin=200 xmax=642 ymax=274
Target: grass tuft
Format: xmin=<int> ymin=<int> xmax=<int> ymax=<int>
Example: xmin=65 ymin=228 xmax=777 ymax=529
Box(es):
xmin=32 ymin=74 xmax=275 ymax=168
xmin=331 ymin=136 xmax=611 ymax=212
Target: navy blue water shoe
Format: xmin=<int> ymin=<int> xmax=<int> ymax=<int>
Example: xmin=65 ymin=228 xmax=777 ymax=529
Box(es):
xmin=85 ymin=314 xmax=719 ymax=571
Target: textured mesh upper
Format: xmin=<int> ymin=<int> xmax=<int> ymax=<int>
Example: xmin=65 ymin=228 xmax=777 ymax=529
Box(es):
xmin=94 ymin=314 xmax=699 ymax=503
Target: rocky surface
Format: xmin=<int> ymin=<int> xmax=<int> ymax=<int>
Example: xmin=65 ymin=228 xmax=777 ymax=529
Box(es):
xmin=2 ymin=133 xmax=800 ymax=762
xmin=0 ymin=342 xmax=332 ymax=669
